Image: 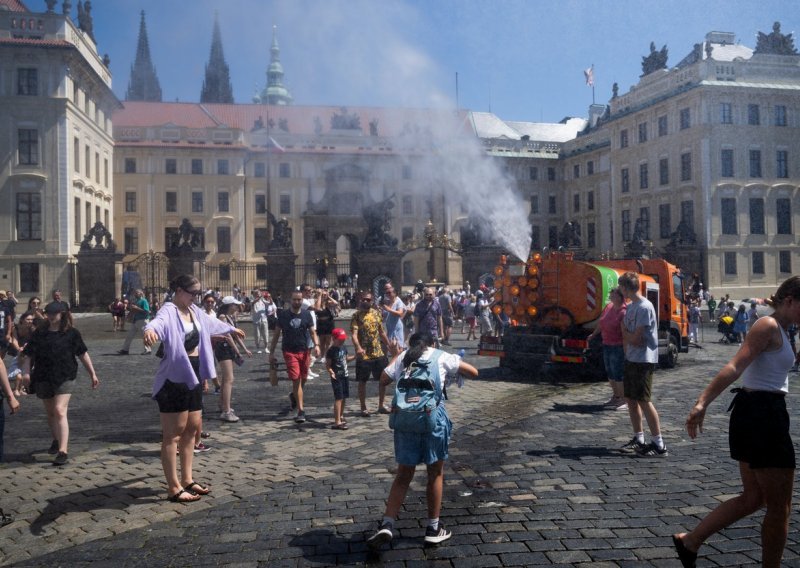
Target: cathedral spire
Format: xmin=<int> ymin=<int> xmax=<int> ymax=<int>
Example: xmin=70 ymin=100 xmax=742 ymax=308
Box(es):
xmin=253 ymin=25 xmax=293 ymax=105
xmin=125 ymin=11 xmax=162 ymax=102
xmin=200 ymin=12 xmax=234 ymax=104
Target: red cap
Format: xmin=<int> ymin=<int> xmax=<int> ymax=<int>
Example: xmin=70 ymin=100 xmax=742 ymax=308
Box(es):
xmin=331 ymin=328 xmax=347 ymax=341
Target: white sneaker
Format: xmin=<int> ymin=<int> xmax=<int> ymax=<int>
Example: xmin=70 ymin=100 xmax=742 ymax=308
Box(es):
xmin=257 ymin=350 xmax=263 ymax=354
xmin=424 ymin=523 xmax=452 ymax=544
xmin=307 ymin=370 xmax=319 ymax=379
xmin=367 ymin=522 xmax=393 ymax=550
xmin=220 ymin=410 xmax=240 ymax=423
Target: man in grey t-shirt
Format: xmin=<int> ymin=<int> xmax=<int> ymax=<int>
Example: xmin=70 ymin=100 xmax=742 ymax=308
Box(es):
xmin=618 ymin=272 xmax=667 ymax=457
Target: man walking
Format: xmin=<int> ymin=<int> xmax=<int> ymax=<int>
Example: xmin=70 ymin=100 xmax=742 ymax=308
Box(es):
xmin=251 ymin=290 xmax=269 ymax=354
xmin=118 ymin=289 xmax=151 ymax=355
xmin=269 ymin=291 xmax=320 ymax=423
xmin=351 ymin=290 xmax=391 ymax=416
xmin=618 ymin=272 xmax=667 ymax=457
xmin=414 ymin=287 xmax=443 ymax=344
xmin=438 ymin=288 xmax=454 ymax=345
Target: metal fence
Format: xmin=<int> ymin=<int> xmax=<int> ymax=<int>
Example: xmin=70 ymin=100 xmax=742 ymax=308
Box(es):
xmin=198 ymin=261 xmax=267 ymax=297
xmin=122 ymin=252 xmax=170 ymax=301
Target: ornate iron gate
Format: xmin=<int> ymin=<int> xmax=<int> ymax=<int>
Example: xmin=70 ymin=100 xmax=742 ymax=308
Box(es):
xmin=198 ymin=259 xmax=267 ymax=297
xmin=122 ymin=251 xmax=170 ymax=300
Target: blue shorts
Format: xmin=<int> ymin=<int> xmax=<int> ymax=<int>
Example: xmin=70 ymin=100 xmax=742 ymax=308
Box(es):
xmin=330 ymin=374 xmax=350 ymax=401
xmin=393 ymin=406 xmax=452 ymax=466
xmin=602 ymin=345 xmax=625 ymax=382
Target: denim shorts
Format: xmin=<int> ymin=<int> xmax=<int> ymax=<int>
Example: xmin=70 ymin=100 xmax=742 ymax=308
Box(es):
xmin=393 ymin=406 xmax=452 ymax=466
xmin=602 ymin=345 xmax=625 ymax=382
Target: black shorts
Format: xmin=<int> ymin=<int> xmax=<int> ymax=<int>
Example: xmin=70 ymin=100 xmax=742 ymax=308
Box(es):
xmin=214 ymin=341 xmax=235 ymax=362
xmin=623 ymin=361 xmax=655 ymax=402
xmin=330 ymin=374 xmax=350 ymax=400
xmin=355 ymin=356 xmax=388 ymax=382
xmin=155 ymin=356 xmax=203 ymax=413
xmin=729 ymin=389 xmax=795 ymax=469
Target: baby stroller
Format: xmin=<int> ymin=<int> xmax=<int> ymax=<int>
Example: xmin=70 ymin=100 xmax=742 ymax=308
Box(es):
xmin=717 ymin=315 xmax=737 ymax=344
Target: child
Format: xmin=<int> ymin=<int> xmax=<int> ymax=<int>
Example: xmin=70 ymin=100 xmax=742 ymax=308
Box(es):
xmin=325 ymin=328 xmax=354 ymax=430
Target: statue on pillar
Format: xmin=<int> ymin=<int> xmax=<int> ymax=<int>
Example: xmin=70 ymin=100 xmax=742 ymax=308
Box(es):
xmin=558 ymin=221 xmax=582 ymax=248
xmin=668 ymin=217 xmax=697 ymax=247
xmin=641 ymin=42 xmax=668 ymax=76
xmin=361 ymin=195 xmax=398 ymax=250
xmin=79 ymin=221 xmax=116 ymax=252
xmin=267 ymin=211 xmax=293 ymax=249
xmin=170 ymin=218 xmax=201 ymax=253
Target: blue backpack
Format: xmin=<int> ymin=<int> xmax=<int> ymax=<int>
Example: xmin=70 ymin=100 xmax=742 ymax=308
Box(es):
xmin=389 ymin=351 xmax=443 ymax=434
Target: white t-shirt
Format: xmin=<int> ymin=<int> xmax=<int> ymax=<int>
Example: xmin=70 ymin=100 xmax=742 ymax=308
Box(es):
xmin=383 ymin=347 xmax=461 ymax=383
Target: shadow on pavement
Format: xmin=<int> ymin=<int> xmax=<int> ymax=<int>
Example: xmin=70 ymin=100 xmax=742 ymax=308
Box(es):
xmin=549 ymin=402 xmax=608 ymax=414
xmin=29 ymin=477 xmax=160 ymax=536
xmin=526 ymin=445 xmax=618 ymax=460
xmin=288 ymin=528 xmax=374 ymax=565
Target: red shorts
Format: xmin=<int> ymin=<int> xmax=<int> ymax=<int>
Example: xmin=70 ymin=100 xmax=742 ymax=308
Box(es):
xmin=283 ymin=350 xmax=310 ymax=381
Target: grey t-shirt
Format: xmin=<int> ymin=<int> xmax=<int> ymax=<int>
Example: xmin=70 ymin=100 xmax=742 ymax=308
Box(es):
xmin=623 ymin=297 xmax=658 ymax=364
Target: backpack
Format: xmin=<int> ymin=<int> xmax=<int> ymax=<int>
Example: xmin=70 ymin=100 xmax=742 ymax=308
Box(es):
xmin=389 ymin=351 xmax=443 ymax=434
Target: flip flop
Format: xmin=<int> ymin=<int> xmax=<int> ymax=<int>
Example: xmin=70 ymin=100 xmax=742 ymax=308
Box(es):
xmin=184 ymin=481 xmax=211 ymax=495
xmin=167 ymin=488 xmax=201 ymax=503
xmin=672 ymin=535 xmax=697 ymax=568
xmin=332 ymin=423 xmax=349 ymax=430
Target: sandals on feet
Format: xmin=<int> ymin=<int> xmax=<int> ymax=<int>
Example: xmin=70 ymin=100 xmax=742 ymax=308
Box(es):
xmin=167 ymin=488 xmax=201 ymax=503
xmin=672 ymin=534 xmax=697 ymax=568
xmin=332 ymin=423 xmax=349 ymax=430
xmin=0 ymin=509 xmax=14 ymax=528
xmin=184 ymin=481 xmax=211 ymax=495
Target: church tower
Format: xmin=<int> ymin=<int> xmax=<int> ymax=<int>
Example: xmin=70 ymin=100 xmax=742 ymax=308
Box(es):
xmin=253 ymin=25 xmax=293 ymax=105
xmin=125 ymin=11 xmax=162 ymax=102
xmin=200 ymin=13 xmax=234 ymax=103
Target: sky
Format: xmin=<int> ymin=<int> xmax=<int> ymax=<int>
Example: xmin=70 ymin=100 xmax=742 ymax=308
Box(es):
xmin=65 ymin=0 xmax=800 ymax=123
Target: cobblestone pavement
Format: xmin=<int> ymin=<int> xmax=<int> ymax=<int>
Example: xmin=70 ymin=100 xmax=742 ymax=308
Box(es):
xmin=1 ymin=315 xmax=799 ymax=567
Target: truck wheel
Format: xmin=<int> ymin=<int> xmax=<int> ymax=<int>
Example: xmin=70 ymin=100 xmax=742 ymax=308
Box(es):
xmin=659 ymin=337 xmax=679 ymax=369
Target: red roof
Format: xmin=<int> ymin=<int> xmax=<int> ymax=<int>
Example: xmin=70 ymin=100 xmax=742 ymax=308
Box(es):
xmin=0 ymin=37 xmax=71 ymax=48
xmin=115 ymin=102 xmax=219 ymax=128
xmin=0 ymin=0 xmax=30 ymax=12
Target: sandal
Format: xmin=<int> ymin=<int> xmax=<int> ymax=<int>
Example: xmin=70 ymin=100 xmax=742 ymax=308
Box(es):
xmin=0 ymin=509 xmax=14 ymax=528
xmin=184 ymin=481 xmax=211 ymax=495
xmin=167 ymin=488 xmax=201 ymax=503
xmin=332 ymin=423 xmax=349 ymax=430
xmin=672 ymin=534 xmax=697 ymax=568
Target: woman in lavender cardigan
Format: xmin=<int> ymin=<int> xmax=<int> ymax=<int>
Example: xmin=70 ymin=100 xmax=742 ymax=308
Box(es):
xmin=143 ymin=275 xmax=245 ymax=503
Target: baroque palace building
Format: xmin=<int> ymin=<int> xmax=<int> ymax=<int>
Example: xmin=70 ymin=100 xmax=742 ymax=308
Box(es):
xmin=2 ymin=1 xmax=799 ymax=302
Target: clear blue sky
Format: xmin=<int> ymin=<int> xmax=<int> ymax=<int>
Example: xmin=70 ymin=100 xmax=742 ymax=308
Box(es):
xmin=79 ymin=0 xmax=800 ymax=123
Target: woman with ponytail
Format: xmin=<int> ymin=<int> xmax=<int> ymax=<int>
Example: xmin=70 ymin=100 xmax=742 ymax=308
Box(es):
xmin=367 ymin=332 xmax=478 ymax=550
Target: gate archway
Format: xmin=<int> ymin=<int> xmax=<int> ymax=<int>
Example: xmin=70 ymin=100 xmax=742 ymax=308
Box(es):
xmin=122 ymin=251 xmax=170 ymax=300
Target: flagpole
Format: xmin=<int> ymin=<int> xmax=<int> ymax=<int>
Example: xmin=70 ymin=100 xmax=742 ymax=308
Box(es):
xmin=592 ymin=64 xmax=595 ymax=105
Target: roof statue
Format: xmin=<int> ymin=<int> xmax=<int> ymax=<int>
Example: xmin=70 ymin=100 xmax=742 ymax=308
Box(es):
xmin=76 ymin=0 xmax=95 ymax=43
xmin=62 ymin=0 xmax=71 ymax=16
xmin=253 ymin=26 xmax=293 ymax=105
xmin=641 ymin=42 xmax=668 ymax=76
xmin=369 ymin=119 xmax=379 ymax=136
xmin=611 ymin=82 xmax=618 ymax=99
xmin=45 ymin=0 xmax=57 ymax=13
xmin=126 ymin=11 xmax=162 ymax=102
xmin=313 ymin=116 xmax=323 ymax=135
xmin=331 ymin=107 xmax=362 ymax=131
xmin=705 ymin=42 xmax=714 ymax=59
xmin=361 ymin=195 xmax=398 ymax=251
xmin=200 ymin=13 xmax=234 ymax=103
xmin=755 ymin=22 xmax=798 ymax=55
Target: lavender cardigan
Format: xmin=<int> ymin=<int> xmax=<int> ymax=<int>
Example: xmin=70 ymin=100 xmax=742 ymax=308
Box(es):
xmin=144 ymin=302 xmax=237 ymax=397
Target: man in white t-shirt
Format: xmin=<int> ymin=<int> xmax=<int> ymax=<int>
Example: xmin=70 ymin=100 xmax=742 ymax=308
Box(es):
xmin=300 ymin=284 xmax=320 ymax=378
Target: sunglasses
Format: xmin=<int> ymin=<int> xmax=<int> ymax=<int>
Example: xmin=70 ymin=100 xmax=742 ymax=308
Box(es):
xmin=182 ymin=288 xmax=203 ymax=297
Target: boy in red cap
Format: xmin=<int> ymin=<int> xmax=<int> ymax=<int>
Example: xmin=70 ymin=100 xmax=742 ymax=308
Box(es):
xmin=326 ymin=328 xmax=354 ymax=429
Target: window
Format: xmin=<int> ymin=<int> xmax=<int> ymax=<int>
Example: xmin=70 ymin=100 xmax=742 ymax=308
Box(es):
xmin=217 ymin=226 xmax=231 ymax=253
xmin=191 ymin=191 xmax=203 ymax=213
xmin=620 ymin=129 xmax=629 ymax=148
xmin=749 ymin=198 xmax=765 ymax=234
xmin=402 ymin=165 xmax=412 ymax=179
xmin=724 ymin=252 xmax=737 ymax=275
xmin=659 ymin=203 xmax=671 ymax=238
xmin=191 ymin=159 xmax=203 ymax=175
xmin=621 ymin=168 xmax=630 ymax=193
xmin=401 ymin=227 xmax=413 ymax=242
xmin=124 ymin=158 xmax=136 ymax=174
xmin=681 ymin=201 xmax=694 ymax=235
xmin=548 ymin=225 xmax=558 ymax=248
xmin=547 ymin=167 xmax=556 ymax=181
xmin=547 ymin=195 xmax=556 ymax=214
xmin=639 ymin=163 xmax=649 ymax=189
xmin=74 ymin=137 xmax=80 ymax=172
xmin=639 ymin=207 xmax=650 ymax=240
xmin=85 ymin=145 xmax=90 ymax=176
xmin=402 ymin=195 xmax=413 ymax=215
xmin=93 ymin=152 xmax=99 ymax=182
xmin=775 ymin=105 xmax=787 ymax=127
xmin=217 ymin=159 xmax=229 ymax=175
xmin=659 ymin=158 xmax=669 ymax=185
xmin=166 ymin=191 xmax=177 ymax=213
xmin=165 ymin=158 xmax=177 ymax=174
xmin=530 ymin=195 xmax=539 ymax=214
xmin=658 ymin=115 xmax=668 ymax=137
xmin=679 ymin=108 xmax=690 ymax=130
xmin=752 ymin=251 xmax=765 ymax=275
xmin=529 ymin=166 xmax=538 ymax=180
xmin=104 ymin=158 xmax=108 ymax=187
xmin=530 ymin=226 xmax=540 ymax=250
xmin=779 ymin=250 xmax=792 ymax=273
xmin=74 ymin=197 xmax=81 ymax=242
xmin=573 ymin=164 xmax=580 ymax=179
xmin=721 ymin=149 xmax=734 ymax=177
xmin=219 ymin=265 xmax=231 ymax=281
xmin=218 ymin=192 xmax=230 ymax=213
xmin=256 ymin=264 xmax=268 ymax=280
xmin=680 ymin=152 xmax=692 ymax=181
xmin=777 ymin=150 xmax=789 ymax=178
xmin=587 ymin=222 xmax=596 ymax=248
xmin=587 ymin=191 xmax=594 ymax=211
xmin=254 ymin=227 xmax=269 ymax=253
xmin=777 ymin=198 xmax=791 ymax=234
xmin=279 ymin=162 xmax=290 ymax=178
xmin=18 ymin=129 xmax=38 ymax=165
xmin=124 ymin=227 xmax=138 ymax=254
xmin=621 ymin=209 xmax=631 ymax=242
xmin=19 ymin=263 xmax=40 ymax=293
xmin=16 ymin=193 xmax=41 ymax=240
xmin=720 ymin=103 xmax=732 ymax=124
xmin=17 ymin=68 xmax=38 ymax=95
xmin=164 ymin=227 xmax=180 ymax=250
xmin=587 ymin=161 xmax=594 ymax=175
xmin=85 ymin=202 xmax=90 ymax=233
xmin=279 ymin=194 xmax=291 ymax=215
xmin=747 ymin=104 xmax=760 ymax=125
xmin=749 ymin=149 xmax=762 ymax=177
xmin=721 ymin=198 xmax=737 ymax=235
xmin=254 ymin=162 xmax=266 ymax=177
xmin=255 ymin=194 xmax=266 ymax=214
xmin=638 ymin=122 xmax=647 ymax=143
xmin=573 ymin=193 xmax=580 ymax=213
xmin=125 ymin=191 xmax=136 ymax=212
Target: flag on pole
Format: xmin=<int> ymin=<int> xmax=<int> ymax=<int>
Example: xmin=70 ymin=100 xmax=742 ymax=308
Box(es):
xmin=584 ymin=65 xmax=595 ymax=87
xmin=267 ymin=136 xmax=285 ymax=153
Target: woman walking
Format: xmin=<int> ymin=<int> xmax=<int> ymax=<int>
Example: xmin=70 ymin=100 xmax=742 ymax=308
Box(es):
xmin=20 ymin=302 xmax=99 ymax=466
xmin=586 ymin=287 xmax=628 ymax=409
xmin=315 ymin=290 xmax=339 ymax=363
xmin=143 ymin=275 xmax=245 ymax=503
xmin=733 ymin=303 xmax=749 ymax=344
xmin=8 ymin=312 xmax=36 ymax=396
xmin=674 ymin=276 xmax=800 ymax=568
xmin=366 ymin=332 xmax=478 ymax=550
xmin=214 ymin=296 xmax=251 ymax=423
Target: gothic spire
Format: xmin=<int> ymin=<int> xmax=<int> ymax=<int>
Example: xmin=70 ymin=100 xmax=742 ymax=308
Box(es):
xmin=200 ymin=12 xmax=234 ymax=104
xmin=253 ymin=25 xmax=293 ymax=105
xmin=125 ymin=11 xmax=162 ymax=102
